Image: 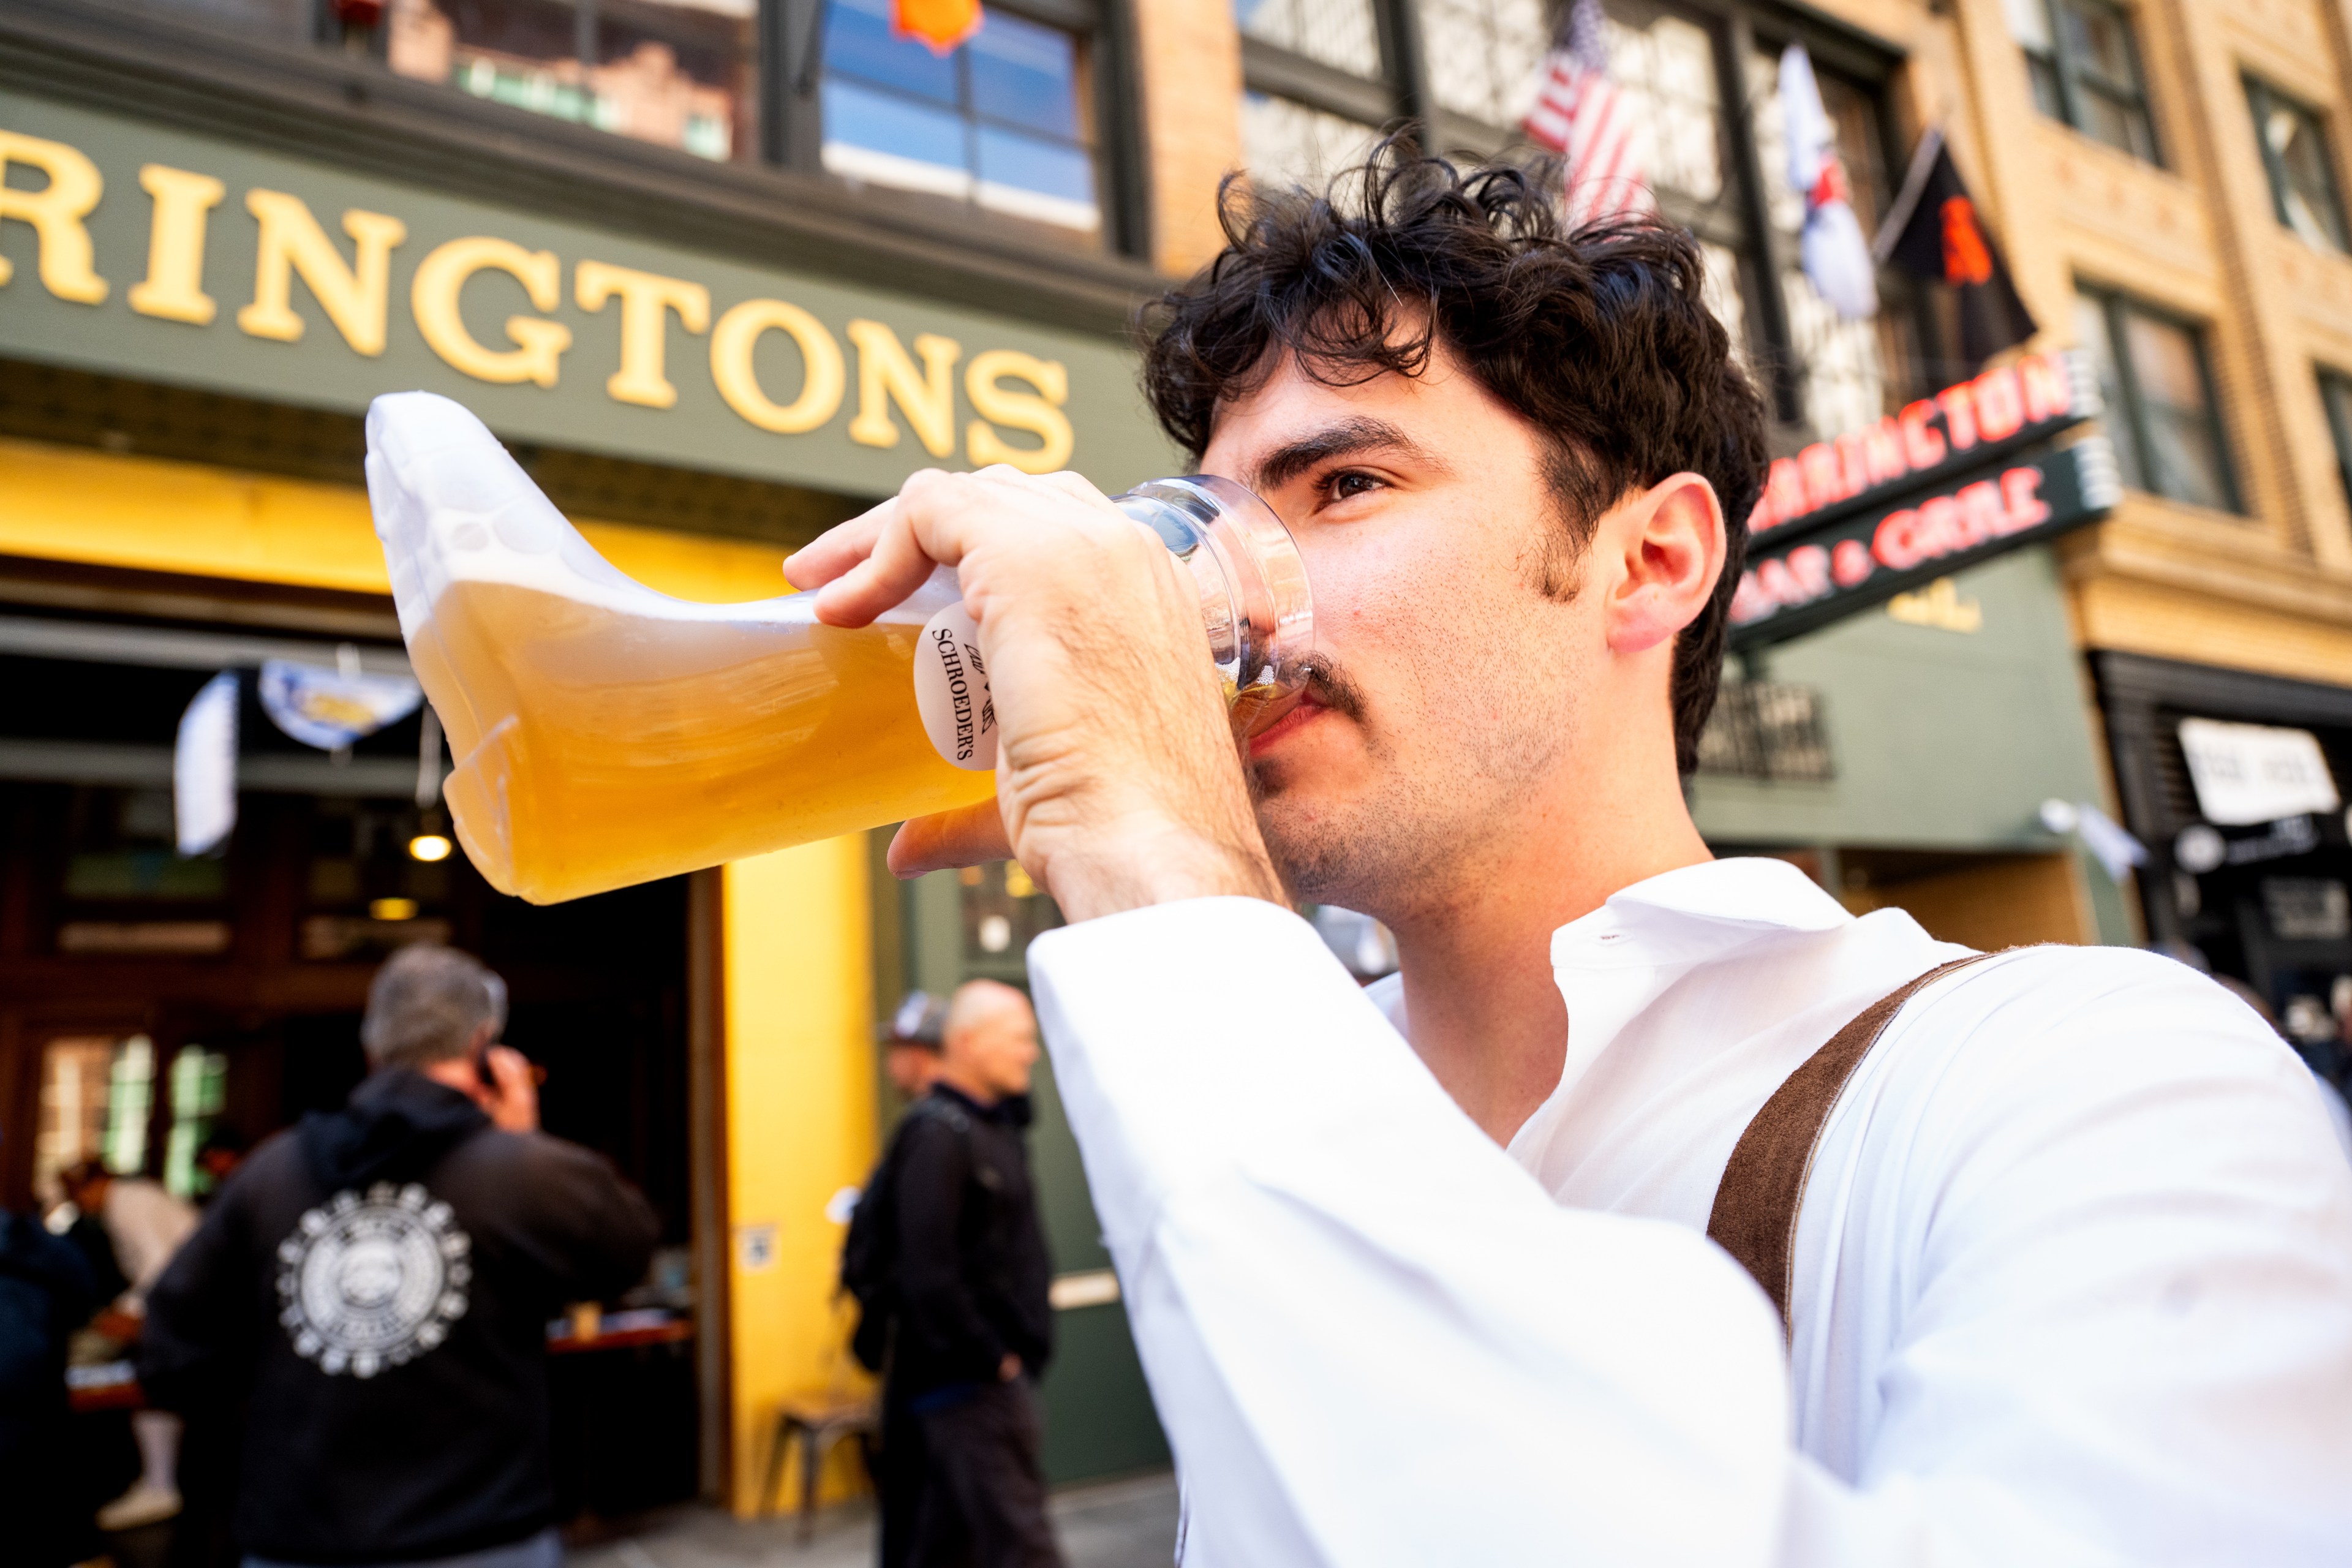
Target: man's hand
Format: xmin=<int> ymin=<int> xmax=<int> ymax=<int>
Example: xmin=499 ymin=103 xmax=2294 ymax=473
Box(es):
xmin=478 ymin=1045 xmax=540 ymax=1133
xmin=999 ymin=1351 xmax=1023 ymax=1382
xmin=783 ymin=467 xmax=1285 ymax=922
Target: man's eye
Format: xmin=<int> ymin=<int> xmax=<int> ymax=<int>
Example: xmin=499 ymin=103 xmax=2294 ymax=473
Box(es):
xmin=1326 ymin=471 xmax=1382 ymax=502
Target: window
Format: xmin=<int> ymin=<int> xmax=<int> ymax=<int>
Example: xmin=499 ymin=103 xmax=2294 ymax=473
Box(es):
xmin=1598 ymin=0 xmax=1918 ymax=443
xmin=36 ymin=1036 xmax=132 ymax=1203
xmin=1233 ymin=0 xmax=1393 ymax=187
xmin=165 ymin=1045 xmax=230 ymax=1201
xmin=2007 ymin=0 xmax=2159 ymax=164
xmin=2247 ymin=78 xmax=2349 ymax=253
xmin=2318 ymin=369 xmax=2352 ymax=508
xmin=1419 ymin=0 xmax=1550 ymax=135
xmin=1229 ymin=0 xmax=1918 ymax=446
xmin=388 ymin=0 xmax=760 ymax=163
xmin=1238 ymin=92 xmax=1386 ymax=189
xmin=820 ymin=0 xmax=1102 ymax=233
xmin=107 ymin=0 xmax=1141 ymax=252
xmin=1238 ymin=0 xmax=1385 ymax=78
xmin=1741 ymin=38 xmax=1904 ymax=439
xmin=2075 ymin=285 xmax=2238 ymax=512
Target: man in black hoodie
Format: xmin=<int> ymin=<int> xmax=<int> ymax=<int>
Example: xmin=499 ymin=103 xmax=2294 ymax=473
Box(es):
xmin=868 ymin=979 xmax=1060 ymax=1568
xmin=139 ymin=944 xmax=658 ymax=1568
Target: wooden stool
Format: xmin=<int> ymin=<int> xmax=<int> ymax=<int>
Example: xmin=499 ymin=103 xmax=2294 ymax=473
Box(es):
xmin=763 ymin=1393 xmax=880 ymax=1540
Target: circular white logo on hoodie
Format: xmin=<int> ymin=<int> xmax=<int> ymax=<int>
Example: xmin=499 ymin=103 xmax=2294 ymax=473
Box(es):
xmin=277 ymin=1182 xmax=470 ymax=1379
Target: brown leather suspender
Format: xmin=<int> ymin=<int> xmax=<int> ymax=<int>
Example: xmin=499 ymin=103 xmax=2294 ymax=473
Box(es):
xmin=1705 ymin=952 xmax=2000 ymax=1337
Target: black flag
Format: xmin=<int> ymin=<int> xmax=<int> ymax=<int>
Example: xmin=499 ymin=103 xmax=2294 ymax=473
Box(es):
xmin=1874 ymin=127 xmax=2038 ymax=367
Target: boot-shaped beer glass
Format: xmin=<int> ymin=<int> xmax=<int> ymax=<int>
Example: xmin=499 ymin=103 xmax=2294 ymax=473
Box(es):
xmin=364 ymin=393 xmax=1313 ymax=904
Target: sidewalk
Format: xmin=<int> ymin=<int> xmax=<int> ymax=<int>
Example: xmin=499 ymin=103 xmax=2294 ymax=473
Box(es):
xmin=570 ymin=1470 xmax=1178 ymax=1568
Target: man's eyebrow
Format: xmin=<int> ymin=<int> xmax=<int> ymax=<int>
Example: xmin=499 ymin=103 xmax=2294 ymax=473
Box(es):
xmin=1245 ymin=417 xmax=1452 ymax=492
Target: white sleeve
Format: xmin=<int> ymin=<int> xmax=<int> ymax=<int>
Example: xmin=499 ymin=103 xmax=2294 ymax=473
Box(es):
xmin=1027 ymin=898 xmax=1792 ymax=1568
xmin=1028 ymin=905 xmax=2352 ymax=1568
xmin=1775 ymin=947 xmax=2352 ymax=1567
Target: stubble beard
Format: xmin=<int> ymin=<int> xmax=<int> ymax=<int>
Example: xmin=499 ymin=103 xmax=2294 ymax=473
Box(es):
xmin=1247 ymin=650 xmax=1574 ymax=930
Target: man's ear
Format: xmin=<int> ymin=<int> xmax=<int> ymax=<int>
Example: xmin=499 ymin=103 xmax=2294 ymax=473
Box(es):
xmin=1604 ymin=473 xmax=1725 ymax=655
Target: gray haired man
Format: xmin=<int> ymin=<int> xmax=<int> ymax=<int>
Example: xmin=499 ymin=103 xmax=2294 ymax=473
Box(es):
xmin=139 ymin=944 xmax=658 ymax=1568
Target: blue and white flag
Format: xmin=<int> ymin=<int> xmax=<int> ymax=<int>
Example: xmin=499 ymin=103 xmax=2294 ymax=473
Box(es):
xmin=258 ymin=658 xmax=423 ymax=751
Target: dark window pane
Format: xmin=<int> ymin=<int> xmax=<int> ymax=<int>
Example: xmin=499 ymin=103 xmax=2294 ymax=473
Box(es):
xmin=2026 ymin=53 xmax=2067 ymax=121
xmin=2321 ymin=372 xmax=2352 ymax=506
xmin=2057 ymin=0 xmax=2138 ymax=86
xmin=2075 ymin=294 xmax=2147 ymax=490
xmin=2253 ymin=85 xmax=2350 ymax=251
xmin=970 ymin=13 xmax=1082 ymax=138
xmin=2122 ymin=308 xmax=2233 ymax=510
xmin=2075 ymin=83 xmax=2155 ymax=160
xmin=823 ymin=0 xmax=959 ymax=104
xmin=2143 ymin=401 xmax=2236 ymax=510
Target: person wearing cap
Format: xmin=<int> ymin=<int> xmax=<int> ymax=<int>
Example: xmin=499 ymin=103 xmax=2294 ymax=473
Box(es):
xmin=137 ymin=944 xmax=658 ymax=1568
xmin=883 ymin=990 xmax=949 ymax=1103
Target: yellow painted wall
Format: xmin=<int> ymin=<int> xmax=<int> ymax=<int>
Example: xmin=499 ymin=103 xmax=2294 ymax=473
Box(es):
xmin=0 ymin=434 xmax=884 ymax=1512
xmin=720 ymin=838 xmax=880 ymax=1517
xmin=0 ymin=435 xmax=801 ymax=606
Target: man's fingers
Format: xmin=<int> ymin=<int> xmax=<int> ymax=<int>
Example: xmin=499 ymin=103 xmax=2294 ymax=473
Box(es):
xmin=782 ymin=501 xmax=892 ymax=591
xmin=813 ymin=471 xmax=974 ymax=627
xmin=888 ymin=799 xmax=1014 ymax=878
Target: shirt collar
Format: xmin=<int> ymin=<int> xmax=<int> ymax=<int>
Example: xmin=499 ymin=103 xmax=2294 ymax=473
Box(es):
xmin=1550 ymin=856 xmax=1854 ymax=973
xmin=1504 ymin=858 xmax=1856 ymax=1157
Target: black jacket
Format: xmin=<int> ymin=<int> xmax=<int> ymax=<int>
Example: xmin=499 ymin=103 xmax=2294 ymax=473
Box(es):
xmin=0 ymin=1212 xmax=100 ymax=1568
xmin=885 ymin=1085 xmax=1054 ymax=1398
xmin=138 ymin=1068 xmax=658 ymax=1566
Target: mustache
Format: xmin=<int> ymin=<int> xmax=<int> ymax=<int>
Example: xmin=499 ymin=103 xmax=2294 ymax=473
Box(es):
xmin=1297 ymin=653 xmax=1368 ymax=723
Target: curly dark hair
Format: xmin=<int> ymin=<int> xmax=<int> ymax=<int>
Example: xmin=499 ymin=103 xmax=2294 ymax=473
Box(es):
xmin=1137 ymin=143 xmax=1768 ymax=773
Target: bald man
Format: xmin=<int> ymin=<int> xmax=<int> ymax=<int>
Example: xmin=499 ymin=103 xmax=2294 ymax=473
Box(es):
xmin=865 ymin=978 xmax=1061 ymax=1568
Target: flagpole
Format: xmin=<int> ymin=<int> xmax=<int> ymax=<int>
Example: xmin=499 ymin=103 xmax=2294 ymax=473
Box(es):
xmin=1873 ymin=124 xmax=1947 ymax=266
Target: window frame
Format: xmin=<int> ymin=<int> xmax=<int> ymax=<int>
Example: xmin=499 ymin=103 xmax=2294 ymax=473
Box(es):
xmin=1232 ymin=0 xmax=1422 ymax=164
xmin=2244 ymin=74 xmax=2350 ymax=254
xmin=2077 ymin=281 xmax=2242 ymax=515
xmin=2017 ymin=0 xmax=2162 ymax=166
xmin=307 ymin=0 xmax=1153 ymax=258
xmin=1234 ymin=0 xmax=1932 ymax=445
xmin=791 ymin=0 xmax=1120 ymax=242
xmin=2317 ymin=367 xmax=2352 ymax=511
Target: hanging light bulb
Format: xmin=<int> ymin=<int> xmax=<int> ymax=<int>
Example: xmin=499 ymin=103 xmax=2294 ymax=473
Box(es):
xmin=409 ymin=809 xmax=453 ymax=863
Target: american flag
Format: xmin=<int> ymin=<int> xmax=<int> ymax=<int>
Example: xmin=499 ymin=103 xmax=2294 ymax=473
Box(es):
xmin=1521 ymin=0 xmax=1649 ymax=224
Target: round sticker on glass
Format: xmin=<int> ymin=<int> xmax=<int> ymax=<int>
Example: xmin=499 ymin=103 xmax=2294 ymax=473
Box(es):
xmin=912 ymin=601 xmax=997 ymax=771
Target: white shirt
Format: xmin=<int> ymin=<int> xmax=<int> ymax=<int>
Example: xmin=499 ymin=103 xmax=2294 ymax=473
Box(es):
xmin=1025 ymin=858 xmax=2352 ymax=1567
